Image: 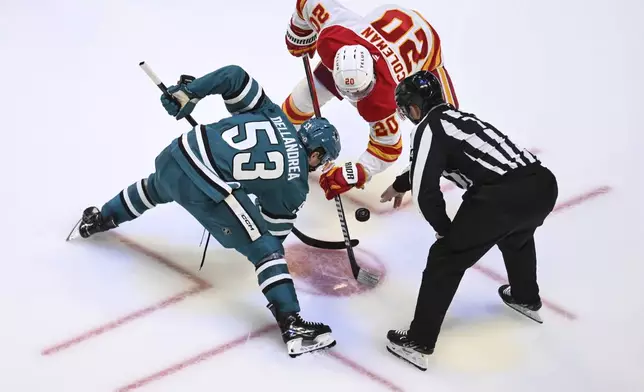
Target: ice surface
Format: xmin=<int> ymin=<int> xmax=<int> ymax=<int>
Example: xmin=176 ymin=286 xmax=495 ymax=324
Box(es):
xmin=1 ymin=0 xmax=643 ymax=391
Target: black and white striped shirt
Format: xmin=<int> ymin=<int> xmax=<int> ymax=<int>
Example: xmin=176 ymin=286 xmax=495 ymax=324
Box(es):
xmin=393 ymin=104 xmax=540 ymax=235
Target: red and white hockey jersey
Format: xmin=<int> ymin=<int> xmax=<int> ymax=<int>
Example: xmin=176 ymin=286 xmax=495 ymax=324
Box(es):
xmin=282 ymin=0 xmax=458 ymax=178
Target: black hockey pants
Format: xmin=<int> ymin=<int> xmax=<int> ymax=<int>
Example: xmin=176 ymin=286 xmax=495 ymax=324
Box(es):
xmin=409 ymin=164 xmax=558 ymax=348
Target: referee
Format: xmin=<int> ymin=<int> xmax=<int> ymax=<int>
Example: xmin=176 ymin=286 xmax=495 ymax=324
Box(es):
xmin=380 ymin=71 xmax=558 ymax=371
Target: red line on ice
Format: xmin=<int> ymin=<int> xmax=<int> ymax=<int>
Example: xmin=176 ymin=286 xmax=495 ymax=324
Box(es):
xmin=115 ymin=324 xmax=277 ymax=392
xmin=41 ymin=286 xmax=206 ymax=355
xmin=471 ymin=264 xmax=577 ymax=320
xmin=552 ymin=186 xmax=611 ymax=213
xmin=41 ymin=233 xmax=211 ymax=356
xmin=113 ymin=233 xmax=209 ymax=289
xmin=472 ymin=185 xmax=613 ymax=321
xmin=45 ymin=234 xmax=405 ymax=391
xmin=115 ymin=324 xmax=404 ymax=392
xmin=328 ymin=352 xmax=404 ymax=391
xmin=46 ymin=161 xmax=607 ymax=389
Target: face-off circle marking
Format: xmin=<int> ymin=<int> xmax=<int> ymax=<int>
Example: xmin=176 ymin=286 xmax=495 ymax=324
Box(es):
xmin=285 ymin=243 xmax=386 ymax=297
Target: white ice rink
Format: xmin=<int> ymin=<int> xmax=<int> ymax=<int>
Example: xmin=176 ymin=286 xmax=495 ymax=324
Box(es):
xmin=2 ymin=0 xmax=643 ymax=390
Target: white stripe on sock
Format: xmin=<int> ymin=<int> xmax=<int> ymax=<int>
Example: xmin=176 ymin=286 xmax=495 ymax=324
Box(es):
xmin=122 ymin=189 xmax=141 ymax=217
xmin=136 ymin=180 xmax=155 ymax=210
xmin=256 ymin=259 xmax=287 ymax=276
xmin=259 ymin=273 xmax=292 ymax=291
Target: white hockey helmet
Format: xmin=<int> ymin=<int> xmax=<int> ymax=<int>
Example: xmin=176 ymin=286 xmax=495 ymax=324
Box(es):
xmin=332 ymin=45 xmax=376 ymax=102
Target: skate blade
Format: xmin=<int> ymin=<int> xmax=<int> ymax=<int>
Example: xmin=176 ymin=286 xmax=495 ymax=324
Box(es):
xmin=66 ymin=218 xmax=82 ymax=241
xmin=503 ymin=302 xmax=543 ymax=324
xmin=386 ymin=342 xmax=429 ymax=371
xmin=287 ymin=333 xmax=336 ymax=358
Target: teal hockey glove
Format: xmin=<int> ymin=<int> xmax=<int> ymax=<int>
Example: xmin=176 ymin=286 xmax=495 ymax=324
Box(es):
xmin=160 ymin=75 xmax=200 ymax=120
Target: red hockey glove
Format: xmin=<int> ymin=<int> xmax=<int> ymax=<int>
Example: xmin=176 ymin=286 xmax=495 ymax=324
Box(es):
xmin=319 ymin=162 xmax=368 ymax=200
xmin=285 ymin=17 xmax=317 ymax=58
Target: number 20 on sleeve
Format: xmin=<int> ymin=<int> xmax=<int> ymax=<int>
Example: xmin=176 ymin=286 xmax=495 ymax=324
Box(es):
xmin=373 ymin=115 xmax=399 ymax=138
xmin=308 ymin=4 xmax=330 ymax=31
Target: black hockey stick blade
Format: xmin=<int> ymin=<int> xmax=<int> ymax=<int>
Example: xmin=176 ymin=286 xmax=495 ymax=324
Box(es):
xmin=335 ymin=197 xmax=380 ymax=286
xmin=343 ymin=236 xmax=379 ymax=287
xmin=292 ymin=227 xmax=359 ymax=250
xmin=334 ymin=199 xmax=380 ymax=287
xmin=356 ymin=267 xmax=380 ymax=287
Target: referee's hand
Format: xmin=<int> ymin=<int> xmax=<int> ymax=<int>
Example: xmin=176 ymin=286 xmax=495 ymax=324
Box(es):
xmin=380 ymin=184 xmax=406 ymax=209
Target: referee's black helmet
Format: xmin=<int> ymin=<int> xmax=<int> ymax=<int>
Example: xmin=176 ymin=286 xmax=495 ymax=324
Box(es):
xmin=394 ymin=71 xmax=445 ymax=124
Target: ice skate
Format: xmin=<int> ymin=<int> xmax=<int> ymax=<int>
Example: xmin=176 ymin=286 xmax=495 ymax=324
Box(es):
xmin=66 ymin=207 xmax=117 ymax=241
xmin=498 ymin=284 xmax=543 ymax=323
xmin=386 ymin=329 xmax=433 ymax=371
xmin=267 ymin=303 xmax=336 ymax=358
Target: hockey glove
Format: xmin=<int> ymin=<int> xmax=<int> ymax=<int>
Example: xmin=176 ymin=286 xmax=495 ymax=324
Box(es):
xmin=319 ymin=162 xmax=368 ymax=200
xmin=285 ymin=17 xmax=317 ymax=58
xmin=160 ymin=75 xmax=201 ymax=120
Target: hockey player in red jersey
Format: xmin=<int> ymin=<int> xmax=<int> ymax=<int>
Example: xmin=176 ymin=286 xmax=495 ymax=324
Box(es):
xmin=282 ymin=0 xmax=459 ymax=199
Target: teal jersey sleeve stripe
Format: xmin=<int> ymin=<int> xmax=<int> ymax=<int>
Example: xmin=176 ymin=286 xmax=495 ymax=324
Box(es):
xmin=183 ymin=65 xmax=267 ymax=115
xmin=224 ymin=78 xmax=265 ymax=114
xmin=168 ymin=129 xmax=233 ymax=204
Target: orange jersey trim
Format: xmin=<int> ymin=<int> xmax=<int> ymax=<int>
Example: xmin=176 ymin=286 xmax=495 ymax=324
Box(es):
xmin=296 ymin=0 xmax=308 ymax=20
xmin=434 ymin=66 xmax=459 ymax=107
xmin=367 ymin=137 xmax=403 ymax=162
xmin=282 ymin=95 xmax=314 ymax=125
xmin=413 ymin=10 xmax=443 ymax=71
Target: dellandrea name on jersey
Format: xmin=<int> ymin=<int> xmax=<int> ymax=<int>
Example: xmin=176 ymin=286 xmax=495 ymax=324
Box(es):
xmin=270 ymin=115 xmax=302 ymax=181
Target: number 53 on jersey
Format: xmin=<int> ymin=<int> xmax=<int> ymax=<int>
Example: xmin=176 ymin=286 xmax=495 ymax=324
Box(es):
xmin=221 ymin=121 xmax=285 ymax=181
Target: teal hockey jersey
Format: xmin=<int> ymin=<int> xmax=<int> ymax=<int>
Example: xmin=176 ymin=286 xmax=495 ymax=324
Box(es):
xmin=168 ymin=65 xmax=310 ymax=237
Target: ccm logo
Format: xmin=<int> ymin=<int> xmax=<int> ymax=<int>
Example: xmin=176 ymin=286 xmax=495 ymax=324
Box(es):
xmin=240 ymin=214 xmax=256 ymax=231
xmin=344 ymin=162 xmax=355 ymax=180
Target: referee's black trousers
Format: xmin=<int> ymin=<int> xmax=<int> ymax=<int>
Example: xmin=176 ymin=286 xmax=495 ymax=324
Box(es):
xmin=409 ymin=164 xmax=558 ymax=348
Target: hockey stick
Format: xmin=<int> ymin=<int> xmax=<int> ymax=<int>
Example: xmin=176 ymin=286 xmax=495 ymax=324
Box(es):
xmin=138 ymin=62 xmax=358 ymax=254
xmin=291 ymin=227 xmax=358 ymax=249
xmin=301 ymin=57 xmax=379 ymax=287
xmin=139 ymin=62 xmax=199 ymax=127
xmin=139 ymin=62 xmax=212 ymax=269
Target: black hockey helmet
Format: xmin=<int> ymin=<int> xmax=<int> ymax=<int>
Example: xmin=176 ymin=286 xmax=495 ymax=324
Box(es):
xmin=394 ymin=70 xmax=445 ymax=124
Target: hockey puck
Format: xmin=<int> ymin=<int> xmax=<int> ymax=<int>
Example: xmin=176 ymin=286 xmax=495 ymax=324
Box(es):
xmin=355 ymin=207 xmax=370 ymax=222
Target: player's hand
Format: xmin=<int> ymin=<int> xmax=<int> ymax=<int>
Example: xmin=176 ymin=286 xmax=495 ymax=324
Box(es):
xmin=380 ymin=184 xmax=406 ymax=209
xmin=161 ymin=75 xmax=201 ymax=120
xmin=285 ymin=17 xmax=317 ymax=58
xmin=319 ymin=162 xmax=368 ymax=200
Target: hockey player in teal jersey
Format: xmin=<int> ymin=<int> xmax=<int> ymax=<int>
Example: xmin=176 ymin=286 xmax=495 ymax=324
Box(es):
xmin=72 ymin=65 xmax=341 ymax=357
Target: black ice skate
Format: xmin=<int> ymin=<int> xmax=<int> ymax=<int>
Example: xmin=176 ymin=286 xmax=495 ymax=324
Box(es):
xmin=498 ymin=284 xmax=543 ymax=323
xmin=267 ymin=303 xmax=336 ymax=358
xmin=66 ymin=207 xmax=117 ymax=241
xmin=386 ymin=329 xmax=433 ymax=371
